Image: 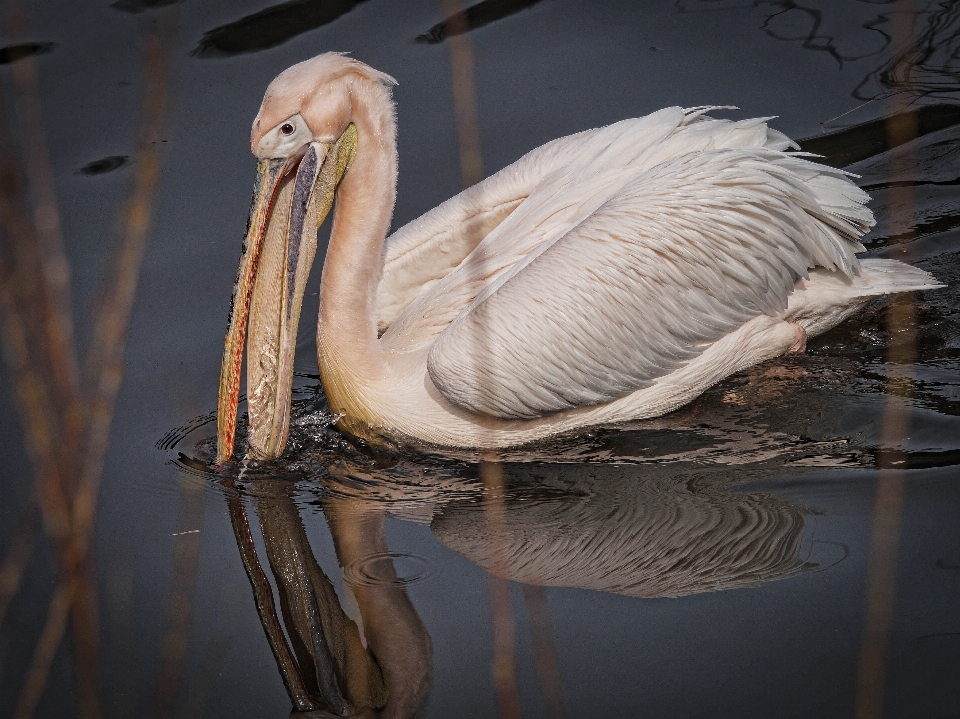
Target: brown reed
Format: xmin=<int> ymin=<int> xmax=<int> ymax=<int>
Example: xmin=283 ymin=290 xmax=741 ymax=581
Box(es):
xmin=0 ymin=5 xmax=173 ymax=717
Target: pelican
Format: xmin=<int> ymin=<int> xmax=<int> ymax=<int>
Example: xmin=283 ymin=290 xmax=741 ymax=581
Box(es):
xmin=216 ymin=53 xmax=943 ymax=462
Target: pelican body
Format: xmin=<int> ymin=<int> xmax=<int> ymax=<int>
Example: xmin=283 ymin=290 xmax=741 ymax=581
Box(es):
xmin=216 ymin=54 xmax=943 ymax=462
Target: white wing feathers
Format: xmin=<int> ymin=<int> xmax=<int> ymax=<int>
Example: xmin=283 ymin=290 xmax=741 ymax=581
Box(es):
xmin=414 ymin=113 xmax=873 ymax=418
xmin=378 ymin=108 xmax=701 ymax=336
xmin=376 ymin=124 xmax=606 ymax=332
xmin=409 ymin=110 xmax=874 ymax=420
xmin=381 ymin=108 xmax=708 ymax=350
xmin=376 ymin=161 xmax=533 ymax=332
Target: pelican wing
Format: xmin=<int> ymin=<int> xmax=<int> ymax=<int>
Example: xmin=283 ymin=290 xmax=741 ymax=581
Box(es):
xmin=377 ymin=128 xmax=606 ymax=332
xmin=425 ymin=145 xmax=873 ymax=419
xmin=380 ymin=109 xmax=820 ymax=355
xmin=377 ymin=107 xmax=748 ymax=334
xmin=376 ymin=175 xmax=528 ymax=333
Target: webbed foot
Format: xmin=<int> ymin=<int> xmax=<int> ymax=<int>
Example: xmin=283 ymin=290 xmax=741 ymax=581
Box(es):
xmin=787 ymin=322 xmax=807 ymax=353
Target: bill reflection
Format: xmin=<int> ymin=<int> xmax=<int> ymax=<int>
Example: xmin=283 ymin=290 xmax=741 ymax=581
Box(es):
xmin=226 ymin=480 xmax=430 ymax=718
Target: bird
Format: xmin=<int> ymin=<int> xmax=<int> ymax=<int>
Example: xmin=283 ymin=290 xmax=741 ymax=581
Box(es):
xmin=215 ymin=53 xmax=944 ymax=462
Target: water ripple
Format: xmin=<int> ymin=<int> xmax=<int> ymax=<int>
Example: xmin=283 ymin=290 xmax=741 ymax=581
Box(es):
xmin=343 ymin=552 xmax=434 ymax=587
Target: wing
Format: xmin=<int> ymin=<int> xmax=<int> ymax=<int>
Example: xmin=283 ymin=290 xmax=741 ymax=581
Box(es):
xmin=376 ymin=128 xmax=597 ymax=332
xmin=376 ymin=106 xmax=775 ymax=334
xmin=426 ymin=146 xmax=873 ymax=419
xmin=376 ymin=171 xmax=529 ymax=333
xmin=379 ymin=108 xmax=806 ymax=354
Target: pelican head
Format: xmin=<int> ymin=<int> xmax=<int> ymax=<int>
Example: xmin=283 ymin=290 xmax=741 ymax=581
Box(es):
xmin=216 ymin=54 xmax=395 ymax=463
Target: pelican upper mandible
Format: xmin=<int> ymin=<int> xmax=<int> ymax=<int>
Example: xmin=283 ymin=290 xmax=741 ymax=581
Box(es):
xmin=215 ymin=53 xmax=944 ymax=462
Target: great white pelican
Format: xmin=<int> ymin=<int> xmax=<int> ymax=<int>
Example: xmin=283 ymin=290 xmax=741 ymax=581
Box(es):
xmin=216 ymin=53 xmax=943 ymax=462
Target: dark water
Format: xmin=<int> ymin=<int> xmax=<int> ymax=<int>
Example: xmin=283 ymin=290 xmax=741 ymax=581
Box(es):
xmin=2 ymin=1 xmax=959 ymax=718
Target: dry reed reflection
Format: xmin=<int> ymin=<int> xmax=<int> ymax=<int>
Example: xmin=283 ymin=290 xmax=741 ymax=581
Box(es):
xmin=440 ymin=0 xmax=484 ymax=189
xmin=521 ymin=583 xmax=567 ymax=719
xmin=0 ymin=502 xmax=38 ymax=624
xmin=855 ymin=3 xmax=921 ymax=718
xmin=0 ymin=4 xmax=173 ymax=717
xmin=438 ymin=0 xmax=534 ymax=714
xmin=481 ymin=460 xmax=523 ymax=719
xmin=437 ymin=1 xmax=528 ymax=715
xmin=152 ymin=475 xmax=205 ymax=719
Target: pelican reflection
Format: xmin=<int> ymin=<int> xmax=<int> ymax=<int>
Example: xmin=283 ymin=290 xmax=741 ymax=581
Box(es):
xmin=432 ymin=463 xmax=809 ymax=598
xmin=223 ymin=456 xmax=813 ymax=716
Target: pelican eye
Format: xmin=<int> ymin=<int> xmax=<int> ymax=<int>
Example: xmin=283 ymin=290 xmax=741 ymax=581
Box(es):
xmin=255 ymin=113 xmax=309 ymax=160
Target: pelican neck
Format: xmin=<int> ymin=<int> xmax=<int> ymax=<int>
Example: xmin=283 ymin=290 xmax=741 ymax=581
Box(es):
xmin=317 ymin=81 xmax=397 ymax=383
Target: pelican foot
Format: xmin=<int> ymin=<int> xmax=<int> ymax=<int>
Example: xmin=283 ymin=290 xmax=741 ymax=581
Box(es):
xmin=787 ymin=322 xmax=807 ymax=353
